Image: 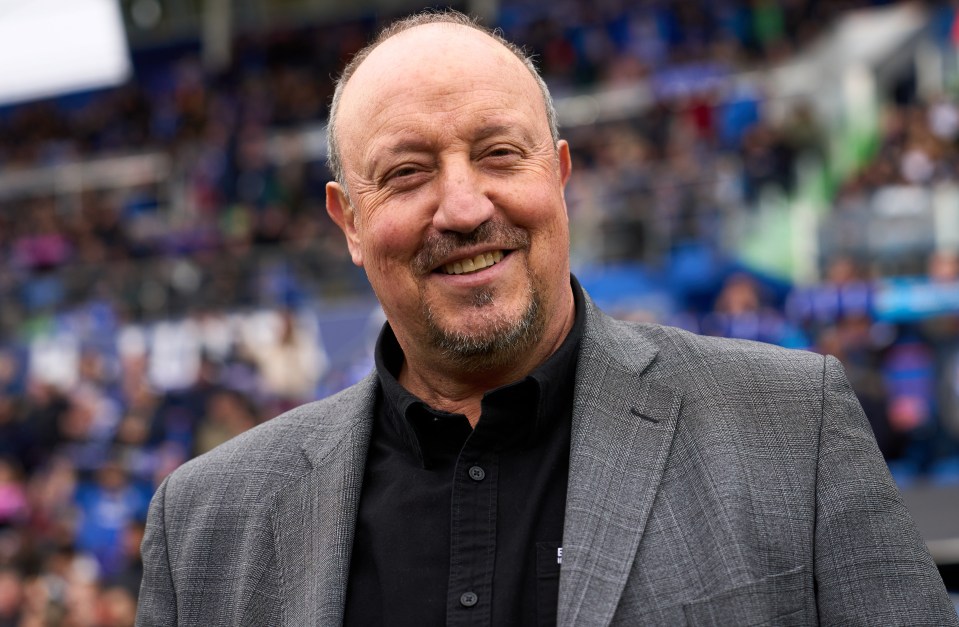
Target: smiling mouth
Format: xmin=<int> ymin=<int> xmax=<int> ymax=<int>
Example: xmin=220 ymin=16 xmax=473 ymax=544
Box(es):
xmin=441 ymin=250 xmax=505 ymax=275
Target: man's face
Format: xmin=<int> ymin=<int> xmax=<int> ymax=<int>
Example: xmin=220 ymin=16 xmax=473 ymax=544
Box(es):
xmin=327 ymin=24 xmax=573 ymax=369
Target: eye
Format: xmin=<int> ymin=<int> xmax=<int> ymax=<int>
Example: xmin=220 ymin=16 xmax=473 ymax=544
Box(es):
xmin=482 ymin=145 xmax=522 ymax=161
xmin=387 ymin=165 xmax=420 ymax=180
xmin=380 ymin=163 xmax=430 ymax=191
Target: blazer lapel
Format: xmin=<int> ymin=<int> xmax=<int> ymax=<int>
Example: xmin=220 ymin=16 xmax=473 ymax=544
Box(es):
xmin=273 ymin=374 xmax=378 ymax=625
xmin=558 ymin=304 xmax=682 ymax=627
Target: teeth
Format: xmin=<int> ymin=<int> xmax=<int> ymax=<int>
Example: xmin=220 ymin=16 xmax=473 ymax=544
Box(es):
xmin=443 ymin=250 xmax=504 ymax=275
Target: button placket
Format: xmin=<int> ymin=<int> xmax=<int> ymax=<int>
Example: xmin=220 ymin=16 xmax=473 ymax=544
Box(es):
xmin=447 ymin=445 xmax=497 ymax=625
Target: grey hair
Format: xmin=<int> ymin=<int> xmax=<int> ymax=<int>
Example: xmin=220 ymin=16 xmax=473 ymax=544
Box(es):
xmin=326 ymin=9 xmax=559 ymax=195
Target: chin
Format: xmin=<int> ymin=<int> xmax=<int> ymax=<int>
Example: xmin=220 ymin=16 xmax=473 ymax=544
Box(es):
xmin=425 ymin=292 xmax=543 ymax=370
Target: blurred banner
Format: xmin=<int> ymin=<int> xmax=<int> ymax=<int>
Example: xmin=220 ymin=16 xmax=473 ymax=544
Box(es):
xmin=0 ymin=0 xmax=131 ymax=106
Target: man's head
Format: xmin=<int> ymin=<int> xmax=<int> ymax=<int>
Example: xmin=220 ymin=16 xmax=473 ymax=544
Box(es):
xmin=326 ymin=11 xmax=560 ymax=194
xmin=325 ymin=10 xmax=574 ymax=377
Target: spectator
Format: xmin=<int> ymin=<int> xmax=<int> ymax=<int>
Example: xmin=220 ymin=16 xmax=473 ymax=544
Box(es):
xmin=74 ymin=460 xmax=148 ymax=580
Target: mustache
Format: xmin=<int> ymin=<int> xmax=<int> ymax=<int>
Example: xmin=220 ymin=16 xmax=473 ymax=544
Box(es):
xmin=412 ymin=220 xmax=530 ymax=274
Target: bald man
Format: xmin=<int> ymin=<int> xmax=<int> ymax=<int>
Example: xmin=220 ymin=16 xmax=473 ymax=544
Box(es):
xmin=136 ymin=11 xmax=958 ymax=627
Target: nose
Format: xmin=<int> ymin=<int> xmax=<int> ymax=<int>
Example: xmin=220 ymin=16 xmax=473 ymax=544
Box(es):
xmin=431 ymin=161 xmax=495 ymax=234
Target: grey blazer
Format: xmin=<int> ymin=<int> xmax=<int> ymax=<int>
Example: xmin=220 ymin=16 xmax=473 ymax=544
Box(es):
xmin=136 ymin=297 xmax=958 ymax=626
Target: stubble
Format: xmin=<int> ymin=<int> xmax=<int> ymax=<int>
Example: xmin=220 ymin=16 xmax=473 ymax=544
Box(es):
xmin=413 ymin=221 xmax=545 ymax=371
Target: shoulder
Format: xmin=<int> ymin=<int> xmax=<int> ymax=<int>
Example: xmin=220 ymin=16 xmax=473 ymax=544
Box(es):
xmin=581 ymin=303 xmax=833 ymax=435
xmin=585 ymin=301 xmax=825 ymax=385
xmin=651 ymin=322 xmax=822 ymax=377
xmin=162 ymin=374 xmax=377 ymax=501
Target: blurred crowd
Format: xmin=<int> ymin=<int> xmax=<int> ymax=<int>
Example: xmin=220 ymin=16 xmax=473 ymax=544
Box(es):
xmin=1 ymin=0 xmax=959 ymax=623
xmin=0 ymin=0 xmax=854 ymax=335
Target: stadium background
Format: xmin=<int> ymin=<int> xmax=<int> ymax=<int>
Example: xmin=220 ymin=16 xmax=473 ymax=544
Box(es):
xmin=1 ymin=0 xmax=959 ymax=623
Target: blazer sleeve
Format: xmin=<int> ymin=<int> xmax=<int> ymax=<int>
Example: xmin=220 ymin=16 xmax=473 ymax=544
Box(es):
xmin=136 ymin=476 xmax=179 ymax=627
xmin=814 ymin=355 xmax=958 ymax=626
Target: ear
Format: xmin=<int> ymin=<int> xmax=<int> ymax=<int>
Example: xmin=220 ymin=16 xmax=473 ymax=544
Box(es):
xmin=326 ymin=182 xmax=364 ymax=267
xmin=557 ymin=139 xmax=572 ymax=189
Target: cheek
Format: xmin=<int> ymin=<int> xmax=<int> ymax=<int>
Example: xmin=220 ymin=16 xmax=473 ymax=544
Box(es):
xmin=361 ymin=214 xmax=422 ymax=275
xmin=508 ymin=189 xmax=569 ymax=241
xmin=519 ymin=192 xmax=570 ymax=264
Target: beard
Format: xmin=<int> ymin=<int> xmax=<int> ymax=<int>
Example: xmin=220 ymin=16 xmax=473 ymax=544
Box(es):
xmin=423 ymin=278 xmax=543 ymax=371
xmin=413 ymin=221 xmax=545 ymax=371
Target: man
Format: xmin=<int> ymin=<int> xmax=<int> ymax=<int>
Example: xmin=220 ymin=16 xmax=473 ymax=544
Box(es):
xmin=136 ymin=11 xmax=958 ymax=626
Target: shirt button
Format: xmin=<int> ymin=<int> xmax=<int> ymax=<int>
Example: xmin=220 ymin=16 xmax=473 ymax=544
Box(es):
xmin=460 ymin=591 xmax=478 ymax=607
xmin=468 ymin=465 xmax=485 ymax=481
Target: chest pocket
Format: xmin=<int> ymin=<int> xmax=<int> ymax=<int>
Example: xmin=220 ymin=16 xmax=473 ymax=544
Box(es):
xmin=682 ymin=565 xmax=810 ymax=626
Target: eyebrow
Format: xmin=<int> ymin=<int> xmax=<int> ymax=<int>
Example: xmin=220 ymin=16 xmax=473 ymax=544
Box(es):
xmin=365 ymin=121 xmax=537 ymax=176
xmin=376 ymin=125 xmax=521 ymax=157
xmin=365 ymin=138 xmax=435 ymax=178
xmin=471 ymin=123 xmax=534 ymax=145
xmin=383 ymin=138 xmax=435 ymax=156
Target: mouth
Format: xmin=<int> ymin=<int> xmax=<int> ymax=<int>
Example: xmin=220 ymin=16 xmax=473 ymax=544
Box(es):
xmin=439 ymin=250 xmax=506 ymax=275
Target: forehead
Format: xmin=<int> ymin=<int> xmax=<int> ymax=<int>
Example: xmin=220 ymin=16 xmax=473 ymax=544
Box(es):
xmin=336 ymin=24 xmax=548 ymax=167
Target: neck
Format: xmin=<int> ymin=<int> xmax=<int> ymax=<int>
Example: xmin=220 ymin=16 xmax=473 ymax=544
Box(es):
xmin=398 ymin=357 xmax=530 ymax=427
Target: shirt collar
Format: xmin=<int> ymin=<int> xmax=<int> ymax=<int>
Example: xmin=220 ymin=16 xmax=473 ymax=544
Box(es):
xmin=375 ymin=276 xmax=586 ymax=466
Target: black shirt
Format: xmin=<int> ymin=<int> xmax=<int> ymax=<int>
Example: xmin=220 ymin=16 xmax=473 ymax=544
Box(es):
xmin=343 ymin=279 xmax=585 ymax=626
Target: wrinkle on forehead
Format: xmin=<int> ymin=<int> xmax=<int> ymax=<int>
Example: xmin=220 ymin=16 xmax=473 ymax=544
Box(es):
xmin=335 ymin=23 xmax=548 ymax=177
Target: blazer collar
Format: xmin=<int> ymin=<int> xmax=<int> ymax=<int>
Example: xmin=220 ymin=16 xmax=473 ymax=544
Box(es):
xmin=274 ymin=373 xmax=378 ymax=625
xmin=558 ymin=296 xmax=682 ymax=627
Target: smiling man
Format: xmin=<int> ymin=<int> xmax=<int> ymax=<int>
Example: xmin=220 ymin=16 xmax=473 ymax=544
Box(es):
xmin=324 ymin=15 xmax=574 ymax=426
xmin=136 ymin=11 xmax=958 ymax=627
